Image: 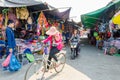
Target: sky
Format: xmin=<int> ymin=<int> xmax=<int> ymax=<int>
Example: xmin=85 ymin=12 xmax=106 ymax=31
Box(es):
xmin=42 ymin=0 xmax=112 ymax=22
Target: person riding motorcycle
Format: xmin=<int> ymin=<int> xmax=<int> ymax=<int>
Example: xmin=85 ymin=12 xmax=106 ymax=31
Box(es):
xmin=69 ymin=29 xmax=80 ymax=57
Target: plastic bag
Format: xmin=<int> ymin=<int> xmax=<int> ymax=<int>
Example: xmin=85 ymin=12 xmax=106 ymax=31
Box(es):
xmin=9 ymin=54 xmax=21 ymax=71
xmin=2 ymin=53 xmax=12 ymax=67
xmin=26 ymin=53 xmax=35 ymax=62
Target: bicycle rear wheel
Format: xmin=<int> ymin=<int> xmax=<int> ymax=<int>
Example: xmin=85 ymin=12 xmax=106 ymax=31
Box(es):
xmin=54 ymin=53 xmax=66 ymax=73
xmin=24 ymin=59 xmax=44 ymax=80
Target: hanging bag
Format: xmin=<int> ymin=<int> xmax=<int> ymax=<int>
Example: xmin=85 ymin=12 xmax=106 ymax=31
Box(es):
xmin=26 ymin=53 xmax=35 ymax=62
xmin=9 ymin=54 xmax=21 ymax=71
xmin=2 ymin=53 xmax=12 ymax=67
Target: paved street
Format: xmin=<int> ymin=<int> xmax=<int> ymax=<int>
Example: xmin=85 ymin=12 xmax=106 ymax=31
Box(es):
xmin=0 ymin=37 xmax=120 ymax=80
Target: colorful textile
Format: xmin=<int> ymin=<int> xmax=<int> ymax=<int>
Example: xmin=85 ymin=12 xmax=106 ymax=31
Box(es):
xmin=0 ymin=14 xmax=3 ymax=28
xmin=16 ymin=7 xmax=29 ymax=20
xmin=38 ymin=11 xmax=48 ymax=28
xmin=8 ymin=12 xmax=17 ymax=23
xmin=62 ymin=24 xmax=64 ymax=30
xmin=38 ymin=12 xmax=48 ymax=35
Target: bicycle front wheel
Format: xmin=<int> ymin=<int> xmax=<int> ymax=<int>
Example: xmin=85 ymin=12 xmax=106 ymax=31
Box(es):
xmin=54 ymin=53 xmax=66 ymax=73
xmin=24 ymin=59 xmax=44 ymax=80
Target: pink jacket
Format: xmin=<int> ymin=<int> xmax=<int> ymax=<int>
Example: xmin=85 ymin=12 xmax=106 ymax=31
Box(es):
xmin=42 ymin=33 xmax=63 ymax=50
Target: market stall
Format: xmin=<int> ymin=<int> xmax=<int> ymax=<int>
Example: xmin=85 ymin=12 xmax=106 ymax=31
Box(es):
xmin=81 ymin=0 xmax=120 ymax=50
xmin=0 ymin=1 xmax=48 ymax=67
xmin=0 ymin=0 xmax=71 ymax=60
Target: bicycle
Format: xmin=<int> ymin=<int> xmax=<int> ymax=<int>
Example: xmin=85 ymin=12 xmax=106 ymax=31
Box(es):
xmin=24 ymin=43 xmax=66 ymax=80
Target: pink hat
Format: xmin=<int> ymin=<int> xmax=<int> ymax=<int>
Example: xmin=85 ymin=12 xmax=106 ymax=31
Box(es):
xmin=46 ymin=26 xmax=59 ymax=35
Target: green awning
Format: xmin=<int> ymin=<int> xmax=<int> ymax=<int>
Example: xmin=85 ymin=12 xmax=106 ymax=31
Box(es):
xmin=81 ymin=0 xmax=120 ymax=28
xmin=81 ymin=7 xmax=107 ymax=28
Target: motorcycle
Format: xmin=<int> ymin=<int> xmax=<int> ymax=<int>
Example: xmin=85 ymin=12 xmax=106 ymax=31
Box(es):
xmin=70 ymin=42 xmax=78 ymax=59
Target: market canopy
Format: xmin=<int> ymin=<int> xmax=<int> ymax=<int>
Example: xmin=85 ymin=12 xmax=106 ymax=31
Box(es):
xmin=81 ymin=7 xmax=107 ymax=28
xmin=81 ymin=0 xmax=120 ymax=28
xmin=45 ymin=8 xmax=71 ymax=20
xmin=57 ymin=8 xmax=71 ymax=20
xmin=28 ymin=5 xmax=71 ymax=20
xmin=0 ymin=0 xmax=43 ymax=7
xmin=0 ymin=0 xmax=71 ymax=21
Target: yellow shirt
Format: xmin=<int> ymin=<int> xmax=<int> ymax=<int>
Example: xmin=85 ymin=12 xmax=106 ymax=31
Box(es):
xmin=96 ymin=36 xmax=99 ymax=40
xmin=96 ymin=36 xmax=101 ymax=40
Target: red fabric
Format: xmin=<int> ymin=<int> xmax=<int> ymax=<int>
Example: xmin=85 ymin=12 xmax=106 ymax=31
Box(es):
xmin=107 ymin=32 xmax=111 ymax=38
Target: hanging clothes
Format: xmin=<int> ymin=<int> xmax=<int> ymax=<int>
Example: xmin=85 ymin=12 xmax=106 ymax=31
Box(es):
xmin=8 ymin=12 xmax=17 ymax=23
xmin=0 ymin=14 xmax=3 ymax=29
xmin=16 ymin=7 xmax=29 ymax=20
xmin=38 ymin=12 xmax=48 ymax=35
xmin=62 ymin=24 xmax=65 ymax=31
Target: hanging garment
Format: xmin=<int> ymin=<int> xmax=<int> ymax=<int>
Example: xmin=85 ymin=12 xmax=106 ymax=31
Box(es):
xmin=8 ymin=12 xmax=17 ymax=23
xmin=112 ymin=14 xmax=120 ymax=24
xmin=16 ymin=7 xmax=29 ymax=20
xmin=0 ymin=14 xmax=3 ymax=29
xmin=62 ymin=24 xmax=64 ymax=30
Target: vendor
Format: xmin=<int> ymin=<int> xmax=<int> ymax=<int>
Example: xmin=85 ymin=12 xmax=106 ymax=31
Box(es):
xmin=26 ymin=17 xmax=33 ymax=31
xmin=5 ymin=20 xmax=16 ymax=56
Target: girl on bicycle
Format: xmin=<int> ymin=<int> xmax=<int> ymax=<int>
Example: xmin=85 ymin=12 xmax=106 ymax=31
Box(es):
xmin=42 ymin=26 xmax=63 ymax=69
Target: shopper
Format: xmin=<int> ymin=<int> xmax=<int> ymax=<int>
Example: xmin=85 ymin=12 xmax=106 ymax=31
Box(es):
xmin=42 ymin=26 xmax=63 ymax=70
xmin=5 ymin=20 xmax=16 ymax=56
xmin=69 ymin=29 xmax=80 ymax=57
